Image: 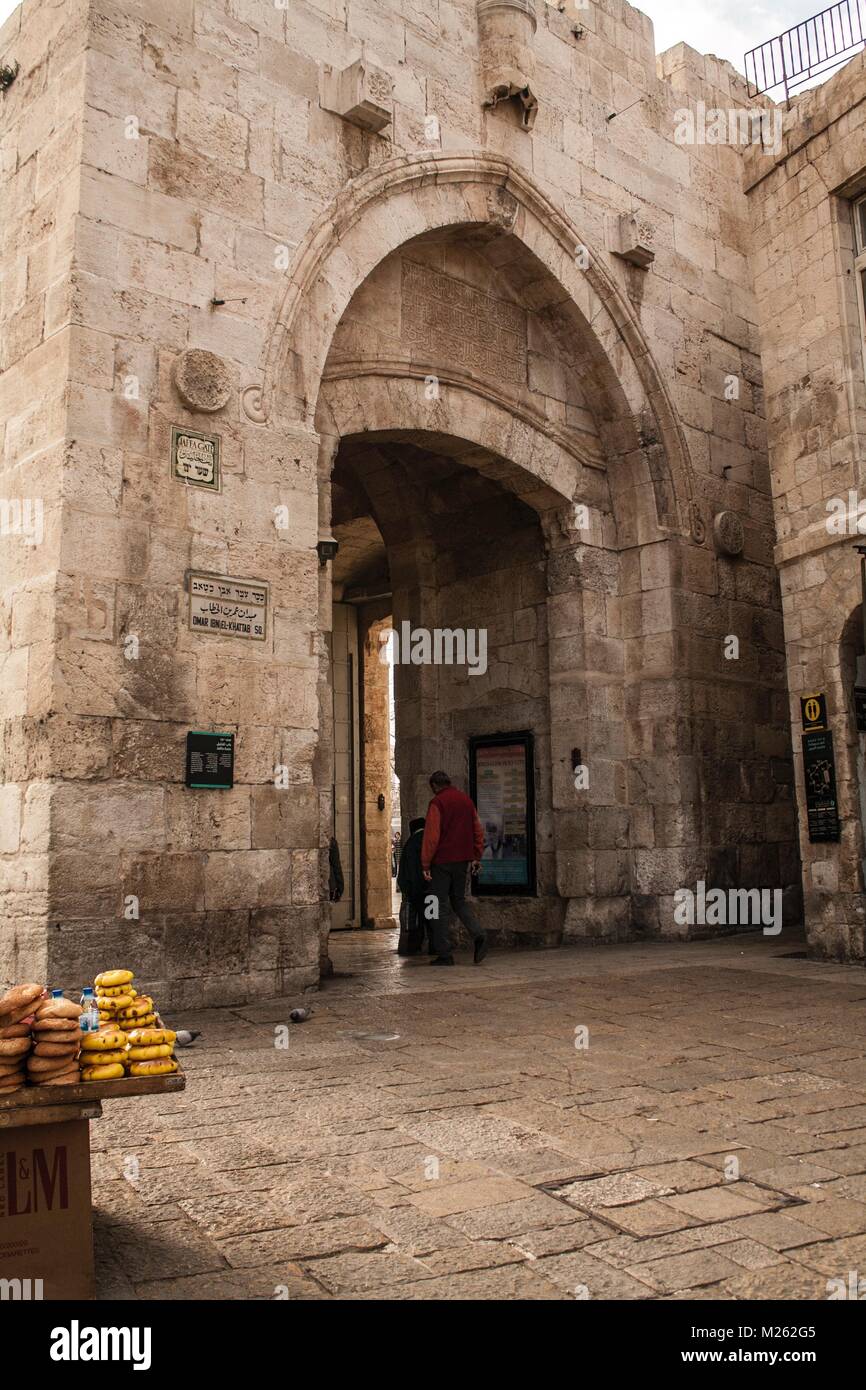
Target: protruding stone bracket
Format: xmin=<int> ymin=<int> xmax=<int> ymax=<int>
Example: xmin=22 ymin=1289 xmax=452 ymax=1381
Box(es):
xmin=483 ymin=76 xmax=538 ymax=131
xmin=477 ymin=0 xmax=538 ymax=131
xmin=320 ymin=58 xmax=394 ymax=134
xmin=610 ymin=211 xmax=655 ymax=269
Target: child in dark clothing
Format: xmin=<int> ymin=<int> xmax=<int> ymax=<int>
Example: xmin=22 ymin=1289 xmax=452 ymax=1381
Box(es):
xmin=396 ymin=817 xmax=429 ymax=956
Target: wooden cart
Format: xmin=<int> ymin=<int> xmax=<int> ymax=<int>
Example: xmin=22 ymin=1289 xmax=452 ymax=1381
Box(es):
xmin=0 ymin=1073 xmax=185 ymax=1300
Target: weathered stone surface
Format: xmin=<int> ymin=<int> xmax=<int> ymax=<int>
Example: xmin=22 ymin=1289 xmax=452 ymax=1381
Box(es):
xmin=3 ymin=0 xmax=846 ymax=1010
xmin=172 ymin=347 xmax=233 ymax=413
xmin=81 ymin=931 xmax=866 ymax=1301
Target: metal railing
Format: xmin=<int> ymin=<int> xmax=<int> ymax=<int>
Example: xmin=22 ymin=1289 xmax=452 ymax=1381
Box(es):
xmin=745 ymin=0 xmax=866 ymax=100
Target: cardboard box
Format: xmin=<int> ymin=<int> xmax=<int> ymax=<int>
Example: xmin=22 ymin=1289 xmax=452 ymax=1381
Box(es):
xmin=0 ymin=1118 xmax=94 ymax=1301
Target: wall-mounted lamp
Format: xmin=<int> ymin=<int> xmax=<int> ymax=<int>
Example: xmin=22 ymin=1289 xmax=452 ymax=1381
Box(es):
xmin=316 ymin=538 xmax=339 ymax=568
xmin=377 ymin=793 xmax=386 ymax=811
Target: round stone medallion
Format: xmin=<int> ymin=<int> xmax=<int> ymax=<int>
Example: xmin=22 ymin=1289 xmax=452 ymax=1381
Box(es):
xmin=172 ymin=349 xmax=232 ymax=413
xmin=713 ymin=509 xmax=745 ymax=557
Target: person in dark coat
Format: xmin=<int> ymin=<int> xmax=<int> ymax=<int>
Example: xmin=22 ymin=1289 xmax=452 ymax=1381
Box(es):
xmin=328 ymin=836 xmax=344 ymax=902
xmin=396 ymin=817 xmax=428 ymax=956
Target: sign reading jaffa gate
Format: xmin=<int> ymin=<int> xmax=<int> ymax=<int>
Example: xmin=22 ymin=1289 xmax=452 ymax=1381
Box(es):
xmin=171 ymin=424 xmax=221 ymax=492
xmin=187 ymin=572 xmax=269 ymax=641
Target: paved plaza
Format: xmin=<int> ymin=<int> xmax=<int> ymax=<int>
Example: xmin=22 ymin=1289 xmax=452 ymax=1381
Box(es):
xmin=92 ymin=930 xmax=866 ymax=1301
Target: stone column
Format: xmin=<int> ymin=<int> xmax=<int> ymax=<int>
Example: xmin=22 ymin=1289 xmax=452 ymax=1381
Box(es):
xmin=358 ymin=603 xmax=396 ymax=928
xmin=476 ymin=0 xmax=538 ymax=129
xmin=543 ymin=508 xmax=629 ymax=941
xmin=389 ymin=538 xmax=442 ymax=826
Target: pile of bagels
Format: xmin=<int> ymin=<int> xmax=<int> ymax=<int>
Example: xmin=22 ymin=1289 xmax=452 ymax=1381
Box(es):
xmin=0 ymin=972 xmax=180 ymax=1095
xmin=83 ymin=969 xmax=178 ymax=1080
xmin=80 ymin=1025 xmax=178 ymax=1081
xmin=94 ymin=969 xmax=158 ymax=1031
xmin=0 ymin=984 xmax=83 ymax=1092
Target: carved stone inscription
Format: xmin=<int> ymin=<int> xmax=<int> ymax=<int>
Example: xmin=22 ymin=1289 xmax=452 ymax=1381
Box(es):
xmin=401 ymin=260 xmax=527 ymax=385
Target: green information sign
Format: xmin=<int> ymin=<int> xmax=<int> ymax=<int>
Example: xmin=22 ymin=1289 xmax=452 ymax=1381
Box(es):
xmin=185 ymin=731 xmax=234 ymax=789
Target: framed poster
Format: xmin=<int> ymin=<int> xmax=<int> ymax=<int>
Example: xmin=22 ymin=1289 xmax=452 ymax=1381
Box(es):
xmin=185 ymin=731 xmax=234 ymax=789
xmin=801 ymin=728 xmax=840 ymax=842
xmin=468 ymin=731 xmax=536 ymax=896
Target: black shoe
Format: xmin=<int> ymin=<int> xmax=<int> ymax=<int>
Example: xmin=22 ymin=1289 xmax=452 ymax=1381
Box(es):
xmin=429 ymin=955 xmax=454 ymax=966
xmin=474 ymin=934 xmax=488 ymax=964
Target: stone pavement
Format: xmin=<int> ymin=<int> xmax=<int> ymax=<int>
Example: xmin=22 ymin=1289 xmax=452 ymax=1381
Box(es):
xmin=92 ymin=929 xmax=866 ymax=1301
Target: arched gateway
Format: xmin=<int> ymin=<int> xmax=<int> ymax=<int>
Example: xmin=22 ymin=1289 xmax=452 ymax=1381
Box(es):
xmin=0 ymin=11 xmax=801 ymax=1006
xmin=237 ymin=152 xmax=782 ymax=970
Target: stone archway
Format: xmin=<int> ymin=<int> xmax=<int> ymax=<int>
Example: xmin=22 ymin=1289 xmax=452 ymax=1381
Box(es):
xmin=248 ymin=150 xmax=702 ymax=545
xmin=244 ymin=147 xmax=789 ymax=974
xmin=327 ymin=421 xmax=565 ymax=947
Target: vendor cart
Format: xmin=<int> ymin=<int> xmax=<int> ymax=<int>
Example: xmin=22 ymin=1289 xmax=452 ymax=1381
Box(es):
xmin=0 ymin=1072 xmax=184 ymax=1300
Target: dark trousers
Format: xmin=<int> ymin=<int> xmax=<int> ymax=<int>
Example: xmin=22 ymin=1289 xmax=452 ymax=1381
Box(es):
xmin=398 ymin=898 xmax=426 ymax=954
xmin=429 ymin=861 xmax=483 ymax=957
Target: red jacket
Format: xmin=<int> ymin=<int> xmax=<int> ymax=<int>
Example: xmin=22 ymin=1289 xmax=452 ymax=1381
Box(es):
xmin=421 ymin=786 xmax=484 ymax=870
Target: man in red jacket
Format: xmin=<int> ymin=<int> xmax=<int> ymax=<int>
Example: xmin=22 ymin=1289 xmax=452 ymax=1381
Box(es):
xmin=421 ymin=771 xmax=488 ymax=965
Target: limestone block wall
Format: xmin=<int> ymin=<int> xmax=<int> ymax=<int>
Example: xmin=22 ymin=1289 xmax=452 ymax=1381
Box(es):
xmin=745 ymin=53 xmax=866 ymax=961
xmin=0 ymin=0 xmax=89 ymax=984
xmin=0 ymin=0 xmax=805 ymax=999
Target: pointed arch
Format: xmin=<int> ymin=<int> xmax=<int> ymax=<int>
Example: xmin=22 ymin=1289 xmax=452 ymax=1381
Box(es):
xmin=254 ymin=150 xmax=701 ymax=541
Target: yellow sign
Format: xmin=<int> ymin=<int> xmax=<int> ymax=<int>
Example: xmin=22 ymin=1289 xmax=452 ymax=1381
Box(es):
xmin=800 ymin=693 xmax=827 ymax=732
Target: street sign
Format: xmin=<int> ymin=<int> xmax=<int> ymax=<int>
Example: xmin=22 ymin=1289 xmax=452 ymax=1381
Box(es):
xmin=800 ymin=692 xmax=827 ymax=732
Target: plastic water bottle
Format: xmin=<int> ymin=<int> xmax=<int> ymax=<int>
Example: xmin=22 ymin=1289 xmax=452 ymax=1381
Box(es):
xmin=79 ymin=987 xmax=98 ymax=1033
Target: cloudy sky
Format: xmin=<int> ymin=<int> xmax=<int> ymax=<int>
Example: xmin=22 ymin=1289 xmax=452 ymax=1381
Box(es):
xmin=0 ymin=0 xmax=834 ymax=81
xmin=641 ymin=0 xmax=824 ymax=74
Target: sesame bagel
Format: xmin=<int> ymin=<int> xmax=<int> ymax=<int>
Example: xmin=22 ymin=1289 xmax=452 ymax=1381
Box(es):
xmin=81 ymin=1062 xmax=125 ymax=1082
xmin=94 ymin=970 xmax=133 ymax=989
xmin=0 ymin=983 xmax=43 ymax=1017
xmin=42 ymin=1069 xmax=82 ymax=1086
xmin=0 ymin=1001 xmax=40 ymax=1026
xmin=128 ymin=1058 xmax=178 ymax=1077
xmin=34 ymin=998 xmax=82 ymax=1022
xmin=33 ymin=1041 xmax=81 ymax=1058
xmin=0 ymin=1037 xmax=31 ymax=1057
xmin=126 ymin=1027 xmax=175 ymax=1047
xmin=32 ymin=1016 xmax=79 ymax=1033
xmin=116 ymin=996 xmax=152 ymax=1020
xmin=27 ymin=1053 xmax=78 ymax=1075
xmin=80 ymin=1029 xmax=126 ymax=1052
xmin=0 ymin=1022 xmax=30 ymax=1039
xmin=87 ymin=1049 xmax=126 ymax=1066
xmin=128 ymin=1043 xmax=172 ymax=1061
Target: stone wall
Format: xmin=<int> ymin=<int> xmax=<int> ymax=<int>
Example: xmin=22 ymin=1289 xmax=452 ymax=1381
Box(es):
xmin=0 ymin=0 xmax=90 ymax=985
xmin=745 ymin=52 xmax=866 ymax=962
xmin=0 ymin=0 xmax=806 ymax=1002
